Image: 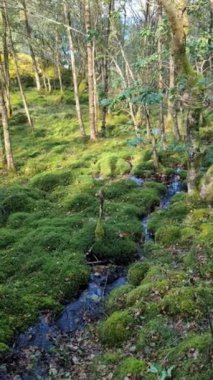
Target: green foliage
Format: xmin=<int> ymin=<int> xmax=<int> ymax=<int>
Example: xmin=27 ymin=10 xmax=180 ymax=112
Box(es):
xmin=98 ymin=310 xmax=134 ymax=346
xmin=128 ymin=262 xmax=150 ymax=286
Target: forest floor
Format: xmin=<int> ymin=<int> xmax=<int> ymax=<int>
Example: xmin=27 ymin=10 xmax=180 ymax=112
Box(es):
xmin=0 ymin=89 xmax=212 ymax=379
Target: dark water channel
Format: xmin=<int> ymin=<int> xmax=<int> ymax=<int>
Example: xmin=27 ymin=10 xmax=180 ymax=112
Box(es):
xmin=0 ymin=175 xmax=182 ymax=379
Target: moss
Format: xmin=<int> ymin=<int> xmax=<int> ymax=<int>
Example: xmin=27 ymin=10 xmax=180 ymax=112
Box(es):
xmin=121 ymin=187 xmax=160 ymax=215
xmin=132 ymin=160 xmax=155 ymax=177
xmin=104 ymin=180 xmax=137 ymax=200
xmin=113 ymin=357 xmax=146 ymax=380
xmin=155 ymin=225 xmax=181 ymax=246
xmin=64 ymin=192 xmax=98 ymax=213
xmin=94 ymin=155 xmax=131 ymax=177
xmin=98 ymin=310 xmax=134 ymax=346
xmin=126 ymin=283 xmax=152 ymax=306
xmin=137 ymin=317 xmax=178 ymax=351
xmin=198 ymin=223 xmax=213 ymax=245
xmin=160 ymin=287 xmax=212 ymax=318
xmin=200 ymin=164 xmax=213 ymax=202
xmin=97 ymin=352 xmax=121 ymax=365
xmin=143 ymin=181 xmax=166 ymax=195
xmin=7 ymin=212 xmax=30 ymax=228
xmin=114 ymin=158 xmax=131 ymax=175
xmin=31 ymin=171 xmax=72 ymax=192
xmin=105 ymin=284 xmax=134 ymax=313
xmin=0 ymin=342 xmax=9 ymax=352
xmin=92 ymin=235 xmax=137 ymax=264
xmin=128 ymin=262 xmax=150 ymax=286
xmin=162 ymin=333 xmax=212 ymax=380
xmin=185 ymin=208 xmax=211 ymax=227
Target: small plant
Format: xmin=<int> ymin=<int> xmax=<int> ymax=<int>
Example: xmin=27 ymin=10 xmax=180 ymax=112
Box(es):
xmin=148 ymin=363 xmax=175 ymax=380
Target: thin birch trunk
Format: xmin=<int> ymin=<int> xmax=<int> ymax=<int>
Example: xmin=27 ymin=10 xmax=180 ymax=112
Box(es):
xmin=21 ymin=0 xmax=41 ymax=91
xmin=101 ymin=0 xmax=114 ymax=135
xmin=3 ymin=0 xmax=33 ymax=130
xmin=85 ymin=0 xmax=97 ymax=140
xmin=55 ymin=32 xmax=63 ymax=96
xmin=1 ymin=9 xmax=12 ymax=117
xmin=0 ymin=67 xmax=15 ymax=171
xmin=157 ymin=5 xmax=166 ymax=145
xmin=64 ymin=1 xmax=86 ymax=137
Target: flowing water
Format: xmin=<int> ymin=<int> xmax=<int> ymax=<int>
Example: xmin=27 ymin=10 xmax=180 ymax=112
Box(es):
xmin=0 ymin=175 xmax=182 ymax=379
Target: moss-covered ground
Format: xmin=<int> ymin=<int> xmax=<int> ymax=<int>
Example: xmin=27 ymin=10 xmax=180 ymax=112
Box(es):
xmin=0 ymin=89 xmax=212 ymax=380
xmin=0 ymin=89 xmax=169 ymax=351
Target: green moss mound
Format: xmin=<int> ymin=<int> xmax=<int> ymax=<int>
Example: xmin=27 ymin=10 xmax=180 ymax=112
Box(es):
xmin=113 ymin=357 xmax=146 ymax=380
xmin=31 ymin=171 xmax=72 ymax=192
xmin=98 ymin=310 xmax=134 ymax=346
xmin=128 ymin=261 xmax=150 ymax=286
xmin=94 ymin=155 xmax=131 ymax=177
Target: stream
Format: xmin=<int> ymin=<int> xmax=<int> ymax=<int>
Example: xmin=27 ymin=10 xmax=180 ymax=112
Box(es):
xmin=0 ymin=175 xmax=182 ymax=380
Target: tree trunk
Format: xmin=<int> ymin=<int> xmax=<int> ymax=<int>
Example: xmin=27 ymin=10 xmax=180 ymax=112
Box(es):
xmin=1 ymin=9 xmax=12 ymax=117
xmin=160 ymin=0 xmax=203 ymax=194
xmin=145 ymin=106 xmax=159 ymax=169
xmin=157 ymin=5 xmax=166 ymax=146
xmin=64 ymin=1 xmax=86 ymax=137
xmin=3 ymin=0 xmax=34 ymax=130
xmin=21 ymin=0 xmax=41 ymax=91
xmin=55 ymin=32 xmax=63 ymax=96
xmin=92 ymin=40 xmax=99 ymax=132
xmin=168 ymin=50 xmax=181 ymax=141
xmin=101 ymin=0 xmax=113 ymax=135
xmin=0 ymin=69 xmax=15 ymax=171
xmin=85 ymin=0 xmax=97 ymax=140
xmin=47 ymin=76 xmax=52 ymax=93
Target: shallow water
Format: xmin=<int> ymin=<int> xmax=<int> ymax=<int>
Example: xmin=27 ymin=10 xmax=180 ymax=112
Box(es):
xmin=15 ymin=270 xmax=127 ymax=352
xmin=141 ymin=175 xmax=182 ymax=240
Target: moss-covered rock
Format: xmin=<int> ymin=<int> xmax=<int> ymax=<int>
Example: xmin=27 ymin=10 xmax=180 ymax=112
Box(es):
xmin=128 ymin=262 xmax=150 ymax=286
xmin=98 ymin=310 xmax=134 ymax=346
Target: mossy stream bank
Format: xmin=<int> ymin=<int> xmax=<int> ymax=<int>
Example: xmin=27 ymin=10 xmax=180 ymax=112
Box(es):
xmin=0 ymin=175 xmax=185 ymax=379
